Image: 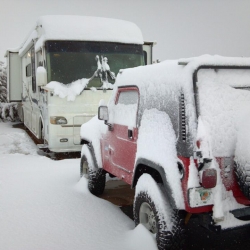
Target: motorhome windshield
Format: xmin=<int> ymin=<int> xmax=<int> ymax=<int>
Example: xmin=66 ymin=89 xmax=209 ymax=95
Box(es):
xmin=45 ymin=41 xmax=144 ymax=87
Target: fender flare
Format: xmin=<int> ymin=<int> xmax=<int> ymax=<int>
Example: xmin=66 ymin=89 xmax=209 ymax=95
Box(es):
xmin=81 ymin=141 xmax=100 ymax=170
xmin=132 ymin=158 xmax=177 ymax=209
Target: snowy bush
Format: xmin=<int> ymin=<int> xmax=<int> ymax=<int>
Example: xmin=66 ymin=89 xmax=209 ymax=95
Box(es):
xmin=0 ymin=103 xmax=20 ymax=122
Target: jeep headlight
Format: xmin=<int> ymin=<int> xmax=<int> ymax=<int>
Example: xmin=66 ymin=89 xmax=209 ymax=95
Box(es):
xmin=50 ymin=116 xmax=68 ymax=125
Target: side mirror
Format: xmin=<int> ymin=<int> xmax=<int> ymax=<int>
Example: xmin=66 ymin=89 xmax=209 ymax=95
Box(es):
xmin=36 ymin=66 xmax=47 ymax=86
xmin=98 ymin=106 xmax=109 ymax=121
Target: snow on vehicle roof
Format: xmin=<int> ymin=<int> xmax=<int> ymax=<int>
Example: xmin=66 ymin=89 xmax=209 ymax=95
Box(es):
xmin=18 ymin=15 xmax=143 ymax=56
xmin=179 ymin=54 xmax=250 ymax=67
xmin=18 ymin=30 xmax=38 ymax=57
xmin=116 ymin=55 xmax=250 ymax=89
xmin=4 ymin=47 xmax=19 ymax=56
xmin=114 ymin=54 xmax=250 ymax=148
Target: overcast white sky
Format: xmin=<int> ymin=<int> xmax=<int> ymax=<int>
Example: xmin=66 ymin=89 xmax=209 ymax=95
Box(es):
xmin=1 ymin=0 xmax=250 ymax=62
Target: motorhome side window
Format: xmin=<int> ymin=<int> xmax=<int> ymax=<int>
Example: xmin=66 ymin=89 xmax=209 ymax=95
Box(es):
xmin=31 ymin=47 xmax=36 ymax=93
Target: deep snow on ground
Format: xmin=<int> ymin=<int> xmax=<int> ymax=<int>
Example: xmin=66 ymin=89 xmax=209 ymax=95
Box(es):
xmin=0 ymin=122 xmax=157 ymax=250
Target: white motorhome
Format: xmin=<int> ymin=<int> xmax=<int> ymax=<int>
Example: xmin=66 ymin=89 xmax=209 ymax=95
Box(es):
xmin=5 ymin=15 xmax=154 ymax=153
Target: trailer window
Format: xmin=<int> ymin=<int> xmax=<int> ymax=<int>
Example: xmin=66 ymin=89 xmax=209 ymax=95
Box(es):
xmin=26 ymin=64 xmax=31 ymax=77
xmin=45 ymin=41 xmax=144 ymax=88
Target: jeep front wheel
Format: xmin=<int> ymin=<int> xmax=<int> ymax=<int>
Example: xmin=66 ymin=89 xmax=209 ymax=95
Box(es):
xmin=134 ymin=174 xmax=185 ymax=250
xmin=80 ymin=154 xmax=106 ymax=196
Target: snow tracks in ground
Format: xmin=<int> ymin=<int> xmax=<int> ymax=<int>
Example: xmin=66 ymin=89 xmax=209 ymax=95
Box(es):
xmin=0 ymin=122 xmax=156 ymax=250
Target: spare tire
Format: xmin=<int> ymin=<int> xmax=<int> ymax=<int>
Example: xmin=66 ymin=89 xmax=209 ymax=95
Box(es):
xmin=234 ymin=162 xmax=250 ymax=200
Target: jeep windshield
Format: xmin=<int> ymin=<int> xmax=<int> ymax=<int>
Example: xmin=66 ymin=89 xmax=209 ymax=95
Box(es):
xmin=196 ymin=67 xmax=250 ymax=157
xmin=45 ymin=41 xmax=144 ymax=88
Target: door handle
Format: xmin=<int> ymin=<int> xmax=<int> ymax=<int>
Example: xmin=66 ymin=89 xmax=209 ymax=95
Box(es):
xmin=108 ymin=145 xmax=113 ymax=155
xmin=128 ymin=129 xmax=133 ymax=139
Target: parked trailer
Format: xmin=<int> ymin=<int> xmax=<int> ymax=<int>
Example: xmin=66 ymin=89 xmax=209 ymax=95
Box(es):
xmin=5 ymin=15 xmax=154 ymax=153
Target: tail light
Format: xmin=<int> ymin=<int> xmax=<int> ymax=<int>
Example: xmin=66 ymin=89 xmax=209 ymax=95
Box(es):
xmin=202 ymin=168 xmax=217 ymax=188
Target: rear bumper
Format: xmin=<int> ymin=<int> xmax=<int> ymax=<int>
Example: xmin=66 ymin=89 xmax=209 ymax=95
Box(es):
xmin=198 ymin=208 xmax=250 ymax=233
xmin=230 ymin=207 xmax=250 ymax=221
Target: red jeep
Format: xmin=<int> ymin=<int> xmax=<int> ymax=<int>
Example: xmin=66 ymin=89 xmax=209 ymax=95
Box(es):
xmin=80 ymin=55 xmax=250 ymax=249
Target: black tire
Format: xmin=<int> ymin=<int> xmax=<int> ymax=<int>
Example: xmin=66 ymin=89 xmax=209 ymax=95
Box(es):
xmin=80 ymin=154 xmax=106 ymax=196
xmin=234 ymin=162 xmax=250 ymax=199
xmin=40 ymin=121 xmax=44 ymax=141
xmin=134 ymin=183 xmax=185 ymax=250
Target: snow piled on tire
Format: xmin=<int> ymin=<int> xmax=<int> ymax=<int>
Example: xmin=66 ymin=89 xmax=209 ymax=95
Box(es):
xmin=135 ymin=174 xmax=174 ymax=231
xmin=80 ymin=115 xmax=108 ymax=168
xmin=135 ymin=109 xmax=184 ymax=209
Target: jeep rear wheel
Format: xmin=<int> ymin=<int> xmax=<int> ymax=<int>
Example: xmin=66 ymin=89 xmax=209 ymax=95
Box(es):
xmin=80 ymin=154 xmax=106 ymax=196
xmin=134 ymin=174 xmax=185 ymax=250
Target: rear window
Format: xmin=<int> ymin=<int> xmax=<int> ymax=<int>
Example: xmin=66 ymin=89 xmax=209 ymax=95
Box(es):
xmin=197 ymin=68 xmax=250 ymax=157
xmin=197 ymin=68 xmax=250 ymax=88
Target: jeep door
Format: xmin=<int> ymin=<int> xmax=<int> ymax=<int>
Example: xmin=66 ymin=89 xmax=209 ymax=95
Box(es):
xmin=102 ymin=87 xmax=139 ymax=184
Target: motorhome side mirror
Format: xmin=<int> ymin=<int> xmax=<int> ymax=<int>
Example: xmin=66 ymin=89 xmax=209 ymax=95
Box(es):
xmin=36 ymin=66 xmax=47 ymax=86
xmin=98 ymin=106 xmax=109 ymax=121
